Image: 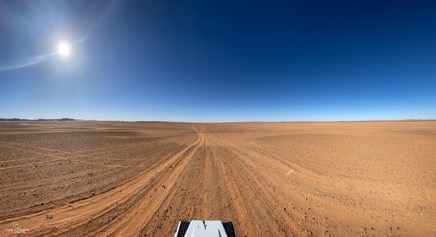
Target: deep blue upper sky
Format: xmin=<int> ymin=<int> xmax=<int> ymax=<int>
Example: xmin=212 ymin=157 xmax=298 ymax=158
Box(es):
xmin=1 ymin=0 xmax=435 ymax=122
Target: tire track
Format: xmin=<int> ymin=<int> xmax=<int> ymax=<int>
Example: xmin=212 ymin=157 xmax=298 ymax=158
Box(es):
xmin=0 ymin=128 xmax=203 ymax=236
xmin=100 ymin=131 xmax=205 ymax=236
xmin=2 ymin=122 xmax=435 ymax=236
xmin=214 ymin=133 xmax=305 ymax=236
xmin=207 ymin=133 xmax=253 ymax=236
xmin=0 ymin=141 xmax=181 ymax=169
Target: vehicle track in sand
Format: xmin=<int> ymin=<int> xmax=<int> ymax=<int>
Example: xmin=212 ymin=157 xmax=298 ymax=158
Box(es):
xmin=1 ymin=121 xmax=435 ymax=236
xmin=0 ymin=126 xmax=202 ymax=236
xmin=0 ymin=139 xmax=172 ymax=169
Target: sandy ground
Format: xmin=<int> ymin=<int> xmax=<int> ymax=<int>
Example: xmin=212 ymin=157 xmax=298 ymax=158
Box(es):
xmin=0 ymin=121 xmax=435 ymax=236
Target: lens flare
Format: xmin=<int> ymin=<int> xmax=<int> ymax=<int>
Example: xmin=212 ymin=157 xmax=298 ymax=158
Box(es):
xmin=57 ymin=41 xmax=71 ymax=57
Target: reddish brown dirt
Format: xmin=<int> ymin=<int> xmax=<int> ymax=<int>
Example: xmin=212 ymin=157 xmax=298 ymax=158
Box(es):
xmin=0 ymin=121 xmax=435 ymax=236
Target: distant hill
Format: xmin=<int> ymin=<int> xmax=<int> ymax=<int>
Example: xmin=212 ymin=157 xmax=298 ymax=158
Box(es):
xmin=0 ymin=118 xmax=76 ymax=122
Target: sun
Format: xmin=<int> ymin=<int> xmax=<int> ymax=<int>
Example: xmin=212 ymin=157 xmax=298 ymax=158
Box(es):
xmin=57 ymin=41 xmax=71 ymax=58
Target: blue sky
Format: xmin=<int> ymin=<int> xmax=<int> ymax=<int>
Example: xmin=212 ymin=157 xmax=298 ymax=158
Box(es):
xmin=0 ymin=0 xmax=435 ymax=122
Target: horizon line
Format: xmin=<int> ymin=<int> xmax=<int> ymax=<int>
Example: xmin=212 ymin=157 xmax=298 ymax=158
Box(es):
xmin=1 ymin=118 xmax=435 ymax=124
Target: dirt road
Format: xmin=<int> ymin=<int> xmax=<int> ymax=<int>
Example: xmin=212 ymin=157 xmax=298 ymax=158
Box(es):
xmin=0 ymin=121 xmax=435 ymax=236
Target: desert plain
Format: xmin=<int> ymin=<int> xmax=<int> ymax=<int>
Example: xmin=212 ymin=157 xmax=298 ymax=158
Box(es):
xmin=0 ymin=121 xmax=435 ymax=236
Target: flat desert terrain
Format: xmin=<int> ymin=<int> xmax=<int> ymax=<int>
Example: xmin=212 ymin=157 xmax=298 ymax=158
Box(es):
xmin=0 ymin=121 xmax=435 ymax=236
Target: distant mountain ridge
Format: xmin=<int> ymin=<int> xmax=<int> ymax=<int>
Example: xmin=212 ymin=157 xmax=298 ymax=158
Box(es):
xmin=0 ymin=118 xmax=75 ymax=121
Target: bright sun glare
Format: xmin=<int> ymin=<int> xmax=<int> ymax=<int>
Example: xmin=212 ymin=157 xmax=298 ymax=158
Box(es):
xmin=57 ymin=41 xmax=71 ymax=58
